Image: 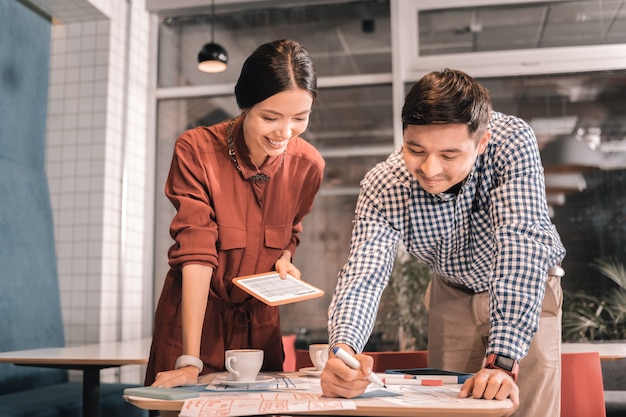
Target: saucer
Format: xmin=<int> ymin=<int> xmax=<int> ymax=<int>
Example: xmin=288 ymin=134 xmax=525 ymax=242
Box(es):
xmin=214 ymin=374 xmax=275 ymax=387
xmin=299 ymin=367 xmax=322 ymax=377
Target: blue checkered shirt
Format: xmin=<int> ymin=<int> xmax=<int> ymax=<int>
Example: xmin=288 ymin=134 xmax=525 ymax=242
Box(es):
xmin=328 ymin=112 xmax=566 ymax=361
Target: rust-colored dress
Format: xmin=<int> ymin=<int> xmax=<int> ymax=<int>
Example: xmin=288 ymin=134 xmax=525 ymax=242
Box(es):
xmin=145 ymin=116 xmax=324 ymax=384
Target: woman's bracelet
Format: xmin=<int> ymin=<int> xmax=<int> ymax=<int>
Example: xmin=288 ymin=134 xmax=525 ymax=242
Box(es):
xmin=175 ymin=355 xmax=204 ymax=372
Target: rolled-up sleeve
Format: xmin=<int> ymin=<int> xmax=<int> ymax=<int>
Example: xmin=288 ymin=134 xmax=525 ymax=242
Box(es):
xmin=487 ymin=119 xmax=566 ymax=360
xmin=166 ymin=134 xmax=219 ymax=270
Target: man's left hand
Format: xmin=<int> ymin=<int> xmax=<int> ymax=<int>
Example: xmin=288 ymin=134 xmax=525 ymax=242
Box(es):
xmin=458 ymin=368 xmax=519 ymax=416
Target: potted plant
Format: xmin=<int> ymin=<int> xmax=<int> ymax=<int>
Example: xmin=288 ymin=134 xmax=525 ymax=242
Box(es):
xmin=374 ymin=245 xmax=432 ymax=350
xmin=562 ymin=256 xmax=626 ymax=341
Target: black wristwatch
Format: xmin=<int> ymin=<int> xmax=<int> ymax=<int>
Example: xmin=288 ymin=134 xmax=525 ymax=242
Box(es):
xmin=485 ymin=353 xmax=519 ymax=382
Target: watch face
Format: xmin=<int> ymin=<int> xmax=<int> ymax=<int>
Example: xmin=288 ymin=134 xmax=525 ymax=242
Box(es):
xmin=495 ymin=355 xmax=515 ymax=372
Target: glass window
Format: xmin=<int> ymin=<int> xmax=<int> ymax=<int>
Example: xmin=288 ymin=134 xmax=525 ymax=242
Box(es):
xmin=308 ymin=84 xmax=393 ymax=152
xmin=419 ymin=0 xmax=626 ymax=56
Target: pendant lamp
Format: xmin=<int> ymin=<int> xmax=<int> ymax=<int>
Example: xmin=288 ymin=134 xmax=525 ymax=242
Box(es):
xmin=197 ymin=0 xmax=228 ymax=73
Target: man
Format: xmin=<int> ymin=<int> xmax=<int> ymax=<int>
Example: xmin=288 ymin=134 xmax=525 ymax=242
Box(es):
xmin=321 ymin=68 xmax=566 ymax=417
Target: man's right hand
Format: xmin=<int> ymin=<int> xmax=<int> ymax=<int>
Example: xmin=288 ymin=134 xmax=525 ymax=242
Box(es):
xmin=320 ymin=345 xmax=374 ymax=398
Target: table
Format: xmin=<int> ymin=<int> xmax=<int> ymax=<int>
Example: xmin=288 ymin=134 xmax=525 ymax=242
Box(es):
xmin=125 ymin=373 xmax=515 ymax=417
xmin=562 ymin=342 xmax=626 ymax=361
xmin=127 ymin=397 xmax=514 ymax=417
xmin=0 ymin=338 xmax=151 ymax=417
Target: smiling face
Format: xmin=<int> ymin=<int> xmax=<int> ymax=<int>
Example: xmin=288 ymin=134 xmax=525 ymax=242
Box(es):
xmin=402 ymin=123 xmax=491 ymax=194
xmin=242 ymin=89 xmax=314 ymax=167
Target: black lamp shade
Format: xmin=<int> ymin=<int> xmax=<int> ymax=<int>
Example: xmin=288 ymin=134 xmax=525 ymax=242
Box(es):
xmin=197 ymin=42 xmax=228 ymax=73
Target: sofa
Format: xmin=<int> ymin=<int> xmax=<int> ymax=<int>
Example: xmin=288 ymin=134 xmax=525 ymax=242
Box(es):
xmin=0 ymin=159 xmax=147 ymax=416
xmin=602 ymin=358 xmax=626 ymax=417
xmin=0 ymin=2 xmax=147 ymax=415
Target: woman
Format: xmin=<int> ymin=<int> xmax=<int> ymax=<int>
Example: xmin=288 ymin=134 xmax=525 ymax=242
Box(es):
xmin=145 ymin=39 xmax=324 ymax=388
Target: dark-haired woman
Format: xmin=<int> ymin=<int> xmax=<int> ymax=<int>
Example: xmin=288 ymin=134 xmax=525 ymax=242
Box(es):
xmin=145 ymin=39 xmax=324 ymax=388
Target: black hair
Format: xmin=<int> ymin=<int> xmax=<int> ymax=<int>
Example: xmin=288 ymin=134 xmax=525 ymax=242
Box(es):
xmin=401 ymin=68 xmax=492 ymax=138
xmin=234 ymin=39 xmax=317 ymax=110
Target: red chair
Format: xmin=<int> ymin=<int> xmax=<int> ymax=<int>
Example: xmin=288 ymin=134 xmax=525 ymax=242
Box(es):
xmin=365 ymin=350 xmax=429 ymax=372
xmin=281 ymin=334 xmax=297 ymax=372
xmin=296 ymin=348 xmax=429 ymax=373
xmin=561 ymin=351 xmax=606 ymax=417
xmin=295 ymin=349 xmax=314 ymax=371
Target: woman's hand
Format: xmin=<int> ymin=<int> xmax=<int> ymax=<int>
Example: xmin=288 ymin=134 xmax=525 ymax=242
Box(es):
xmin=275 ymin=250 xmax=301 ymax=279
xmin=151 ymin=366 xmax=200 ymax=388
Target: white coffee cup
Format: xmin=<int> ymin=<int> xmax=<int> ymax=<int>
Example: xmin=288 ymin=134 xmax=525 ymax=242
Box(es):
xmin=309 ymin=343 xmax=329 ymax=371
xmin=224 ymin=349 xmax=264 ymax=382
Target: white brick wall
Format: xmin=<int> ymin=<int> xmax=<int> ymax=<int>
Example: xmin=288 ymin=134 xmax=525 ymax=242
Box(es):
xmin=42 ymin=0 xmax=154 ymax=384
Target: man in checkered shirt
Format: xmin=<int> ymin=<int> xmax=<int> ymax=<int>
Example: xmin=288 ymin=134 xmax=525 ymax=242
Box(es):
xmin=321 ymin=68 xmax=566 ymax=417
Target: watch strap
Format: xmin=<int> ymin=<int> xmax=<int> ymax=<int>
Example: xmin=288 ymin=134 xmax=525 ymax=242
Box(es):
xmin=484 ymin=353 xmax=519 ymax=382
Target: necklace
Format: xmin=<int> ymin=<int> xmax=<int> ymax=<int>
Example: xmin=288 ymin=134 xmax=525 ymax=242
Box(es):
xmin=226 ymin=118 xmax=270 ymax=183
xmin=226 ymin=117 xmax=284 ymax=184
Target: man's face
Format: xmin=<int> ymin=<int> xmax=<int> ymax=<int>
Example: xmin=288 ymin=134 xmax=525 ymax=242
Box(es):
xmin=402 ymin=124 xmax=490 ymax=194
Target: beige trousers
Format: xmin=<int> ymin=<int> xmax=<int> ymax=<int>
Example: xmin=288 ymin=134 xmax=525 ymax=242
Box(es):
xmin=427 ymin=273 xmax=563 ymax=417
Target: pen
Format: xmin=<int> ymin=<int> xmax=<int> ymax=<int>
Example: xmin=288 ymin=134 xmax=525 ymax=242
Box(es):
xmin=377 ymin=373 xmax=464 ymax=384
xmin=332 ymin=347 xmax=387 ymax=389
xmin=381 ymin=378 xmax=444 ymax=386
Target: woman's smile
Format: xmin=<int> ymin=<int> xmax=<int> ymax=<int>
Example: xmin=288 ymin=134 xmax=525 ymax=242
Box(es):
xmin=265 ymin=137 xmax=287 ymax=148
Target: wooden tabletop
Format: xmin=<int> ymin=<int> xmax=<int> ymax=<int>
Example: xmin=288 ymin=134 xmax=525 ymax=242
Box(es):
xmin=125 ymin=372 xmax=514 ymax=417
xmin=0 ymin=337 xmax=151 ymax=366
xmin=125 ymin=395 xmax=514 ymax=417
xmin=562 ymin=342 xmax=626 ymax=361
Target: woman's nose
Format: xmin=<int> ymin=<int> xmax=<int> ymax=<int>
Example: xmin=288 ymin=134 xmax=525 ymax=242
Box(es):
xmin=279 ymin=123 xmax=293 ymax=139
